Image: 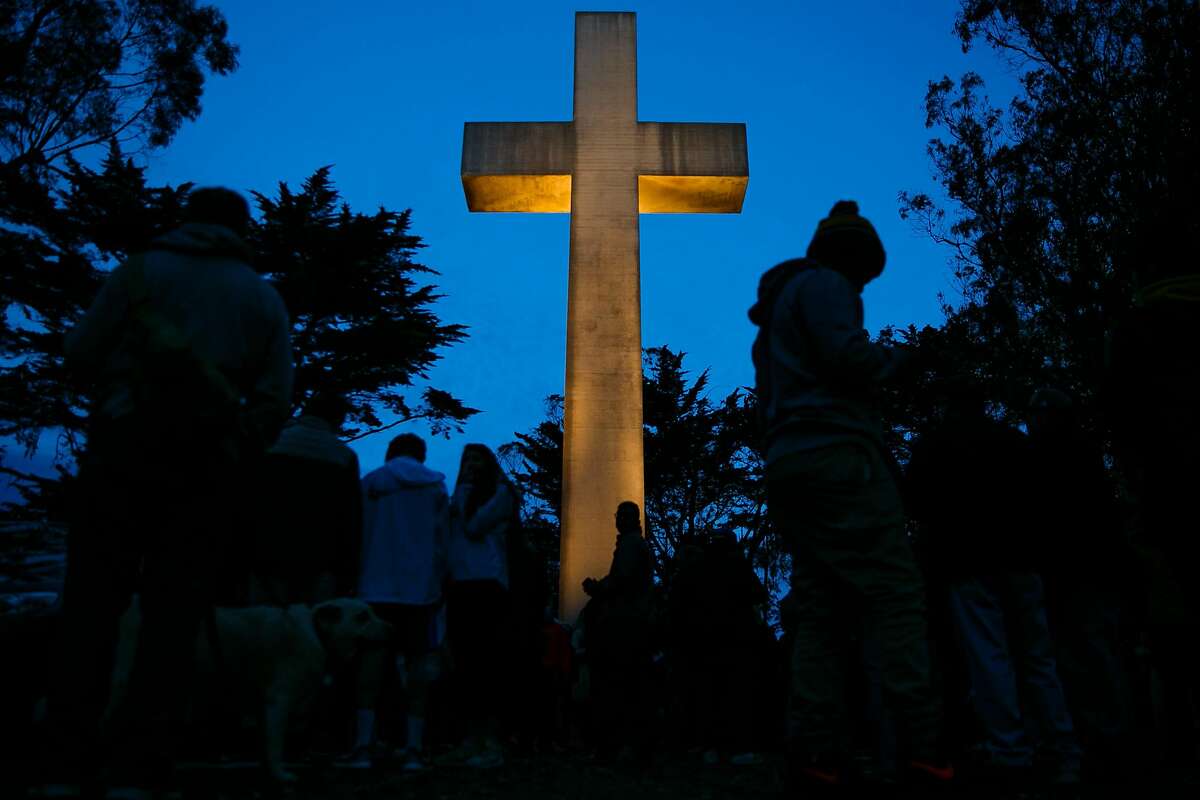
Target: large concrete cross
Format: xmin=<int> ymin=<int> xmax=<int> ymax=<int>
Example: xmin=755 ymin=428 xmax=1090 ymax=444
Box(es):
xmin=461 ymin=11 xmax=748 ymax=620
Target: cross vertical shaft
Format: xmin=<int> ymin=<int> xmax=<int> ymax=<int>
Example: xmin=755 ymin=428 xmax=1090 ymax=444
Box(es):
xmin=560 ymin=12 xmax=645 ymax=622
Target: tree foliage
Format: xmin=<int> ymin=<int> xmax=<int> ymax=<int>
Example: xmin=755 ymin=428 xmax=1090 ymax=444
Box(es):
xmin=252 ymin=167 xmax=475 ymax=436
xmin=501 ymin=347 xmax=785 ymax=597
xmin=1 ymin=0 xmax=238 ymax=171
xmin=898 ymin=0 xmax=1199 ymax=436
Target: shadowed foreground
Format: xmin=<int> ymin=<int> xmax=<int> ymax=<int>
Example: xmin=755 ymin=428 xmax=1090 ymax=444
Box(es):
xmin=120 ymin=752 xmax=782 ymax=800
xmin=10 ymin=750 xmax=1178 ymax=800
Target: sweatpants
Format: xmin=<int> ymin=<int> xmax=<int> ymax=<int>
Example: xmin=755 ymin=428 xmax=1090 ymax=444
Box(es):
xmin=768 ymin=442 xmax=942 ymax=765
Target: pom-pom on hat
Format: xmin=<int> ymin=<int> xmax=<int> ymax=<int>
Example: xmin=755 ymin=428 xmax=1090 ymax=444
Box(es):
xmin=806 ymin=200 xmax=886 ymax=284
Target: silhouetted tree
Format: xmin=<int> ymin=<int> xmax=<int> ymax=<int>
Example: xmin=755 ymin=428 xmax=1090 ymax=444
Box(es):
xmin=898 ymin=0 xmax=1198 ymax=440
xmin=252 ymin=167 xmax=475 ymax=436
xmin=501 ymin=347 xmax=784 ymax=597
xmin=1 ymin=0 xmax=238 ymax=172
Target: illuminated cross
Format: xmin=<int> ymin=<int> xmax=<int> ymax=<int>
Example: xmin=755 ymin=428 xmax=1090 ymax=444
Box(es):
xmin=461 ymin=11 xmax=748 ymax=620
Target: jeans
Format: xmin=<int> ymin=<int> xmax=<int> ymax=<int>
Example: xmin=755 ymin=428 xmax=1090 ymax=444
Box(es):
xmin=768 ymin=442 xmax=942 ymax=764
xmin=948 ymin=573 xmax=1081 ymax=778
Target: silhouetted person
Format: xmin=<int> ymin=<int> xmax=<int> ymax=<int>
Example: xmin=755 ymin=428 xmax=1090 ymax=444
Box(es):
xmin=667 ymin=527 xmax=768 ymax=765
xmin=1026 ymin=387 xmax=1133 ymax=783
xmin=439 ymin=444 xmax=517 ymax=769
xmin=749 ymin=200 xmax=947 ymax=790
xmin=340 ymin=433 xmax=449 ymax=771
xmin=1107 ymin=257 xmax=1200 ymax=767
xmin=1107 ymin=246 xmax=1200 ymax=614
xmin=253 ymin=392 xmax=361 ymax=605
xmin=906 ymin=382 xmax=1080 ymax=790
xmin=500 ymin=517 xmax=551 ymax=751
xmin=43 ymin=188 xmax=293 ymax=796
xmin=582 ymin=501 xmax=654 ymax=763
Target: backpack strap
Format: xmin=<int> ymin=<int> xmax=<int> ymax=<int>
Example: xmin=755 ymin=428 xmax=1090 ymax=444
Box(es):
xmin=121 ymin=252 xmax=242 ymax=414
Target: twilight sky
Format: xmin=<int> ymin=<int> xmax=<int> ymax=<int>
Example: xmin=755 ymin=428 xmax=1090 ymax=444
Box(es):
xmin=6 ymin=0 xmax=1023 ymax=497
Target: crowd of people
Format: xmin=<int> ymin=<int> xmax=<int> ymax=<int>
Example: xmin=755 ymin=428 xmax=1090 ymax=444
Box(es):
xmin=751 ymin=200 xmax=1198 ymax=795
xmin=24 ymin=189 xmax=1198 ymax=798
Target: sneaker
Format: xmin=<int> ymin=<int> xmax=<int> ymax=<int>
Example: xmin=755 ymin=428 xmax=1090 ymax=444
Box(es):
xmin=729 ymin=752 xmax=765 ymax=767
xmin=464 ymin=741 xmax=504 ymax=770
xmin=433 ymin=740 xmax=480 ymax=767
xmin=398 ymin=749 xmax=429 ymax=773
xmin=786 ymin=762 xmax=842 ymax=798
xmin=106 ymin=791 xmax=181 ymax=800
xmin=27 ymin=785 xmax=83 ymax=799
xmin=103 ymin=788 xmax=153 ymax=800
xmin=332 ymin=746 xmax=373 ymax=770
xmin=797 ymin=765 xmax=840 ymax=785
xmin=907 ymin=758 xmax=956 ymax=790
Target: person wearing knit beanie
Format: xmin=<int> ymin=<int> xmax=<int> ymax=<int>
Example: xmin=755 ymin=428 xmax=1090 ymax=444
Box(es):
xmin=806 ymin=200 xmax=886 ymax=289
xmin=749 ymin=200 xmax=950 ymax=790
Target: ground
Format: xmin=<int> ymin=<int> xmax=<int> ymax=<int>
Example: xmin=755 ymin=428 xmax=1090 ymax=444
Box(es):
xmin=208 ymin=753 xmax=778 ymax=800
xmin=17 ymin=751 xmax=1180 ymax=800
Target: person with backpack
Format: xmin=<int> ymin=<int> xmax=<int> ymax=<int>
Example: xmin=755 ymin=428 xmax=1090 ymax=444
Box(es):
xmin=39 ymin=188 xmax=293 ymax=798
xmin=749 ymin=201 xmax=947 ymax=792
xmin=438 ymin=444 xmax=518 ymax=769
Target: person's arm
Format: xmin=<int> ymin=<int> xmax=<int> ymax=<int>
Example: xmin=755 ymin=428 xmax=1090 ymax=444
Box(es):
xmin=242 ymin=288 xmax=295 ymax=452
xmin=463 ymin=483 xmax=514 ymax=541
xmin=63 ymin=261 xmax=135 ymax=368
xmin=795 ymin=270 xmax=906 ymax=388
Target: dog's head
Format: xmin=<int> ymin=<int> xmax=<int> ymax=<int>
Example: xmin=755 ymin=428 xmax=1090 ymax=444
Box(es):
xmin=312 ymin=599 xmax=393 ymax=661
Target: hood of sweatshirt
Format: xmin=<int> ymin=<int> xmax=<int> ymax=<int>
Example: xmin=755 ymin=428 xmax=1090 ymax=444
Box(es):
xmin=748 ymin=258 xmax=814 ymax=327
xmin=382 ymin=456 xmax=446 ymax=487
xmin=151 ymin=222 xmax=254 ymax=263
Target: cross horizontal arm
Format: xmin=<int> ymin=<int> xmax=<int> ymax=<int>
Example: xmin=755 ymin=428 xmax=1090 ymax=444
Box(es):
xmin=637 ymin=122 xmax=748 ymax=213
xmin=462 ymin=122 xmax=575 ymax=212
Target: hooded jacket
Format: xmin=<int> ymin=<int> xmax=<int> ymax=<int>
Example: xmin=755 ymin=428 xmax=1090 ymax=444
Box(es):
xmin=359 ymin=456 xmax=450 ymax=605
xmin=64 ymin=223 xmax=293 ymax=452
xmin=749 ymin=259 xmax=905 ymax=464
xmin=448 ymin=482 xmax=514 ymax=587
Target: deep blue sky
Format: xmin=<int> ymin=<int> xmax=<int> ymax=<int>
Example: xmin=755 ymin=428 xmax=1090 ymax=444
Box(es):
xmin=7 ymin=1 xmax=1024 ymax=497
